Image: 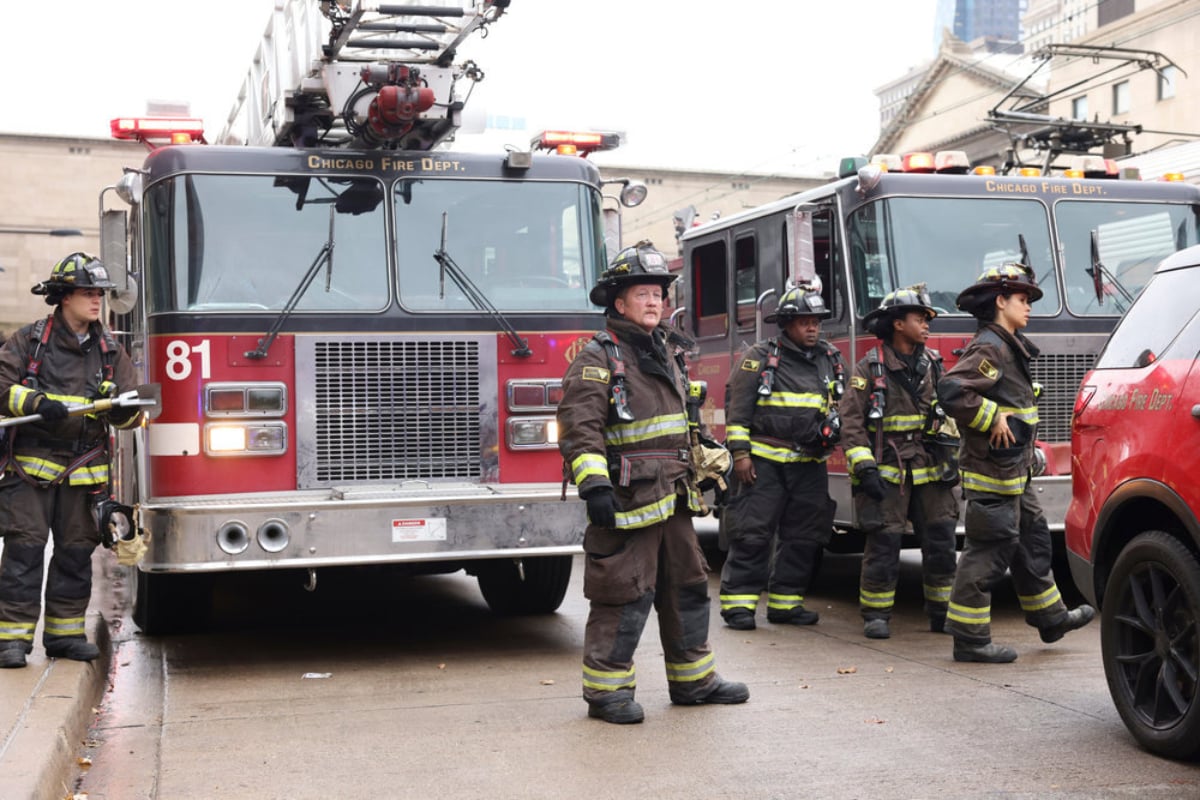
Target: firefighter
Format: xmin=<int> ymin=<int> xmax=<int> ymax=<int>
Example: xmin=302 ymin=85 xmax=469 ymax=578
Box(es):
xmin=719 ymin=283 xmax=843 ymax=631
xmin=0 ymin=253 xmax=144 ymax=668
xmin=939 ymin=264 xmax=1094 ymax=663
xmin=557 ymin=240 xmax=749 ymax=724
xmin=841 ymin=286 xmax=959 ymax=639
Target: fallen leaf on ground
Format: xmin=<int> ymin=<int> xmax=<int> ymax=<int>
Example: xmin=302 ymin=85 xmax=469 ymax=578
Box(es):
xmin=77 ymin=756 xmax=92 ymax=768
xmin=540 ymin=679 xmax=555 ymax=685
xmin=837 ymin=666 xmax=858 ymax=675
xmin=864 ymin=717 xmax=886 ymax=724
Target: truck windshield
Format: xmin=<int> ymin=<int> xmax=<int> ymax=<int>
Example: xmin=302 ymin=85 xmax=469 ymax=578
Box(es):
xmin=1056 ymin=200 xmax=1200 ymax=316
xmin=394 ymin=178 xmax=599 ymax=312
xmin=848 ymin=196 xmax=1059 ymax=318
xmin=143 ymin=174 xmax=389 ymax=313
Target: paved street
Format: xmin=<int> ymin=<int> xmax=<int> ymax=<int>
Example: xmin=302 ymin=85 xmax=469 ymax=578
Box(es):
xmin=72 ymin=548 xmax=1200 ymax=799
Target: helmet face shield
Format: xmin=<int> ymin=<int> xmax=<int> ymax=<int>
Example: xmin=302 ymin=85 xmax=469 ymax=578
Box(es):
xmin=32 ymin=252 xmax=115 ymax=302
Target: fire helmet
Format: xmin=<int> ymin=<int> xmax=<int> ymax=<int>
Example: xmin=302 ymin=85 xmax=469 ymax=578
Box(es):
xmin=765 ymin=283 xmax=830 ymax=324
xmin=863 ymin=284 xmax=937 ymax=337
xmin=31 ymin=252 xmax=115 ymax=305
xmin=955 ymin=263 xmax=1042 ymax=314
xmin=590 ymin=239 xmax=677 ymax=307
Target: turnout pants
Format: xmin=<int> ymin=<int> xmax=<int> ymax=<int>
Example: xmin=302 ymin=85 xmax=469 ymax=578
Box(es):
xmin=581 ymin=509 xmax=720 ymax=706
xmin=859 ymin=477 xmax=958 ymax=622
xmin=945 ymin=481 xmax=1068 ymax=644
xmin=0 ymin=475 xmax=101 ymax=653
xmin=720 ymin=458 xmax=835 ymax=619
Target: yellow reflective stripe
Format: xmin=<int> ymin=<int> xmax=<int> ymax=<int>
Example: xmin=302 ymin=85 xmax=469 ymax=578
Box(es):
xmin=44 ymin=616 xmax=86 ymax=637
xmin=757 ymin=392 xmax=825 ymax=410
xmin=969 ymin=399 xmax=997 ymax=432
xmin=924 ymin=583 xmax=953 ymax=603
xmin=604 ymin=413 xmax=688 ymax=446
xmin=1019 ymin=585 xmax=1062 ymax=612
xmin=719 ymin=594 xmax=759 ymax=611
xmin=998 ymin=405 xmax=1039 ymax=425
xmin=665 ymin=652 xmax=715 ymax=683
xmin=44 ymin=392 xmax=89 ymax=405
xmin=845 ymin=446 xmax=874 ymax=469
xmin=13 ymin=456 xmax=108 ymax=486
xmin=614 ymin=494 xmax=677 ymax=530
xmin=582 ymin=663 xmax=636 ymax=690
xmin=766 ymin=593 xmax=804 ymax=610
xmin=878 ymin=465 xmax=904 ymax=483
xmin=910 ymin=466 xmax=942 ymax=485
xmin=947 ymin=602 xmax=990 ymax=625
xmin=9 ymin=385 xmax=36 ymax=415
xmin=0 ymin=621 xmax=36 ymax=641
xmin=961 ymin=470 xmax=1026 ymax=495
xmin=881 ymin=414 xmax=924 ymax=432
xmin=749 ymin=440 xmax=825 ymax=463
xmin=860 ymin=589 xmax=894 ymax=608
xmin=726 ymin=424 xmax=751 ymax=446
xmin=571 ymin=453 xmax=608 ymax=483
xmin=69 ymin=464 xmax=109 ymax=485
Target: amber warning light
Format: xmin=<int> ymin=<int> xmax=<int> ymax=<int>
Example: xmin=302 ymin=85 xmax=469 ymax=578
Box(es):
xmin=531 ymin=130 xmax=621 ymax=156
xmin=111 ymin=117 xmax=206 ymax=148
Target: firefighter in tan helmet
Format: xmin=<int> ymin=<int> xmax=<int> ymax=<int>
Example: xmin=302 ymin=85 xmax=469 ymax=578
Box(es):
xmin=939 ymin=264 xmax=1094 ymax=663
xmin=0 ymin=253 xmax=145 ymax=668
xmin=557 ymin=240 xmax=748 ymax=724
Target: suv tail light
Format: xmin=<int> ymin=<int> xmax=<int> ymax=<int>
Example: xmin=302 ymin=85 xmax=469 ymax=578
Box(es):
xmin=1073 ymin=385 xmax=1097 ymax=421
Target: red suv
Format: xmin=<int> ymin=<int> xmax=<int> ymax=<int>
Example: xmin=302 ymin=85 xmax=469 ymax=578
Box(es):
xmin=1066 ymin=244 xmax=1200 ymax=760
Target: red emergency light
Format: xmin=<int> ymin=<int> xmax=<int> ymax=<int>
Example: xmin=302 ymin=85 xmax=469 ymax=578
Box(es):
xmin=111 ymin=116 xmax=206 ymax=148
xmin=531 ymin=130 xmax=620 ymax=156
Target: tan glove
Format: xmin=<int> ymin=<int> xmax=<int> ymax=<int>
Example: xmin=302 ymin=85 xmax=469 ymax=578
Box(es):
xmin=115 ymin=530 xmax=148 ymax=567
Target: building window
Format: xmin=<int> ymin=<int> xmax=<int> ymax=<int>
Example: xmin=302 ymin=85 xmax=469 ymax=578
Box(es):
xmin=1112 ymin=81 xmax=1130 ymax=115
xmin=1071 ymin=95 xmax=1088 ymax=121
xmin=1159 ymin=66 xmax=1177 ymax=101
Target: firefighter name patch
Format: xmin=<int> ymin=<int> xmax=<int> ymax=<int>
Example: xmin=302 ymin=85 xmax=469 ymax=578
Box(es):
xmin=740 ymin=358 xmax=761 ymax=372
xmin=851 ymin=375 xmax=868 ymax=391
xmin=581 ymin=366 xmax=611 ymax=383
xmin=978 ymin=359 xmax=999 ymax=380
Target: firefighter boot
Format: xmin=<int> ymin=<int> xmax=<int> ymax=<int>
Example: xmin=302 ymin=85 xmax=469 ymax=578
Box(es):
xmin=930 ymin=613 xmax=947 ymax=633
xmin=864 ymin=619 xmax=891 ymax=639
xmin=586 ymin=691 xmax=645 ymax=725
xmin=674 ymin=677 xmax=750 ymax=706
xmin=44 ymin=637 xmax=100 ymax=662
xmin=1038 ymin=604 xmax=1096 ymax=644
xmin=724 ymin=610 xmax=756 ymax=631
xmin=767 ymin=606 xmax=819 ymax=626
xmin=0 ymin=643 xmax=29 ymax=669
xmin=953 ymin=639 xmax=1018 ymax=663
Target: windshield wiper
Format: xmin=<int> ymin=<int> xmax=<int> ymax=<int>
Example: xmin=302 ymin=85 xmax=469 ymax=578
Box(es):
xmin=1087 ymin=228 xmax=1135 ymax=311
xmin=433 ymin=212 xmax=531 ymax=358
xmin=245 ymin=205 xmax=336 ymax=359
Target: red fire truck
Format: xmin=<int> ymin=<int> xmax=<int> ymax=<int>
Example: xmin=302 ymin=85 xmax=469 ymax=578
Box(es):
xmin=99 ymin=0 xmax=643 ymax=632
xmin=676 ymin=152 xmax=1200 ymax=558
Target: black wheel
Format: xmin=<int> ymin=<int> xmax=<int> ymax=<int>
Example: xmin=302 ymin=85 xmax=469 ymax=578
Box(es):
xmin=1101 ymin=531 xmax=1200 ymax=760
xmin=477 ymin=555 xmax=572 ymax=615
xmin=132 ymin=570 xmax=215 ymax=635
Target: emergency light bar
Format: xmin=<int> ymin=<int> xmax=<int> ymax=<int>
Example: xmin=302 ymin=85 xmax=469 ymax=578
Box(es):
xmin=111 ymin=117 xmax=206 ymax=147
xmin=532 ymin=130 xmax=621 ymax=156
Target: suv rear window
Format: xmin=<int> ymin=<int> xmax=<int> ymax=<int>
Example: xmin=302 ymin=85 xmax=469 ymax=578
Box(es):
xmin=1095 ymin=266 xmax=1200 ymax=368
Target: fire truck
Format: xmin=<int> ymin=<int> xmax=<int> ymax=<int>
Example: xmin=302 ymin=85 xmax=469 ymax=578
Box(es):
xmin=99 ymin=0 xmax=644 ymax=633
xmin=676 ymin=151 xmax=1200 ymax=559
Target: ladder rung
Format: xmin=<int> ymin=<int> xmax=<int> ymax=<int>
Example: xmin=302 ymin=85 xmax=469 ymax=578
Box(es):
xmin=376 ymin=4 xmax=466 ymax=17
xmin=357 ymin=22 xmax=448 ymax=33
xmin=346 ymin=36 xmax=440 ymax=50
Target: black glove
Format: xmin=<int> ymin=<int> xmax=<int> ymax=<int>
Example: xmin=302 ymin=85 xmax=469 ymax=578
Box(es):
xmin=37 ymin=398 xmax=70 ymax=422
xmin=858 ymin=467 xmax=886 ymax=502
xmin=582 ymin=486 xmax=617 ymax=529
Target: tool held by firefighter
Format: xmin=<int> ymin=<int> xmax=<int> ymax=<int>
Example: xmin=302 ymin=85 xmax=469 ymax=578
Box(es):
xmin=0 ymin=383 xmax=162 ymax=428
xmin=686 ymin=381 xmax=731 ymax=514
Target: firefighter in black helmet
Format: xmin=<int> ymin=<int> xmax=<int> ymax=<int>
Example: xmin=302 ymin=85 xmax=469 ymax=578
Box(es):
xmin=719 ymin=282 xmax=845 ymax=630
xmin=939 ymin=264 xmax=1093 ymax=663
xmin=558 ymin=240 xmax=748 ymax=724
xmin=0 ymin=253 xmax=144 ymax=668
xmin=841 ymin=285 xmax=959 ymax=640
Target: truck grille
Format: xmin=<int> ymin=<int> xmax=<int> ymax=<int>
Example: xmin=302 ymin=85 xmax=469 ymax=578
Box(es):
xmin=307 ymin=338 xmax=483 ymax=483
xmin=1031 ymin=352 xmax=1095 ymax=443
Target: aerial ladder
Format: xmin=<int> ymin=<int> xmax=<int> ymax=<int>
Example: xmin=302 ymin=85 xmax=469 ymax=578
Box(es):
xmin=217 ymin=0 xmax=509 ymax=150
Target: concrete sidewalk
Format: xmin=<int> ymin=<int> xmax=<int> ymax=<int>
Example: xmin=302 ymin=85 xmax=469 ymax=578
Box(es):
xmin=0 ymin=550 xmax=112 ymax=800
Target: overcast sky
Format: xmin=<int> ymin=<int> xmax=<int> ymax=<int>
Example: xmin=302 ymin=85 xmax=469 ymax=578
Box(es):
xmin=0 ymin=0 xmax=939 ymax=176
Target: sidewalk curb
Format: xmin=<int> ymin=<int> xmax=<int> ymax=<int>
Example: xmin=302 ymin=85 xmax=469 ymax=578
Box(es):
xmin=0 ymin=604 xmax=112 ymax=799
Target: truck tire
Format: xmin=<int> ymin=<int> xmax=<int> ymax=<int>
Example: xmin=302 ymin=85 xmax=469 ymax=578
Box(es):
xmin=1101 ymin=530 xmax=1200 ymax=760
xmin=132 ymin=570 xmax=215 ymax=635
xmin=477 ymin=555 xmax=572 ymax=615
